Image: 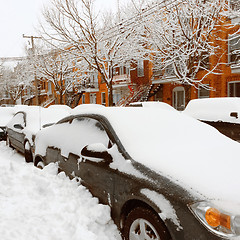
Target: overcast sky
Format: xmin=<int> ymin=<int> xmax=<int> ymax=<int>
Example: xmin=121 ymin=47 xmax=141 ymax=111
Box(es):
xmin=0 ymin=0 xmax=123 ymax=58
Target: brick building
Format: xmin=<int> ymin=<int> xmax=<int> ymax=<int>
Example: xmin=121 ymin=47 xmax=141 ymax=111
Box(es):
xmin=28 ymin=2 xmax=240 ymax=109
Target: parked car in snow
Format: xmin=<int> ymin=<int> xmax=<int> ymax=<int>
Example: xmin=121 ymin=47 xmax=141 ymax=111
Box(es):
xmin=0 ymin=107 xmax=15 ymax=141
xmin=6 ymin=106 xmax=70 ymax=162
xmin=34 ymin=107 xmax=240 ymax=240
xmin=183 ymin=97 xmax=240 ymax=142
xmin=129 ymin=101 xmax=174 ymax=111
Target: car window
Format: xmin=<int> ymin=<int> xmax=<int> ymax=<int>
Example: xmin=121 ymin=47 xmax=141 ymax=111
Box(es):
xmin=71 ymin=117 xmax=110 ymax=148
xmin=47 ymin=117 xmax=111 ymax=158
xmin=7 ymin=112 xmax=25 ymax=130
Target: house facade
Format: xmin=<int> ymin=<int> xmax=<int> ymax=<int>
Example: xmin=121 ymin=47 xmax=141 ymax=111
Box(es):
xmin=15 ymin=1 xmax=240 ymax=109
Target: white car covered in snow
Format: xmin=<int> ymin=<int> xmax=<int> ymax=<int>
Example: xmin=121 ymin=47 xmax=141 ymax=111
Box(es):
xmin=34 ymin=106 xmax=240 ymax=240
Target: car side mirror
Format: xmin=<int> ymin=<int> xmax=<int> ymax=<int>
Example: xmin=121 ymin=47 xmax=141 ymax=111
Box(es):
xmin=81 ymin=143 xmax=113 ymax=163
xmin=230 ymin=112 xmax=238 ymax=119
xmin=13 ymin=124 xmax=24 ymax=130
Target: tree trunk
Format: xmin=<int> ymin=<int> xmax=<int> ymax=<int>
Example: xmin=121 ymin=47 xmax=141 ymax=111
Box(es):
xmin=185 ymin=85 xmax=192 ymax=107
xmin=108 ymin=81 xmax=114 ymax=106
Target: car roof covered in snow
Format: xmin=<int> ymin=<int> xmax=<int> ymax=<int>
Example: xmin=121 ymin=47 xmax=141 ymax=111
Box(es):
xmin=8 ymin=106 xmax=70 ymax=134
xmin=183 ymin=97 xmax=240 ymax=124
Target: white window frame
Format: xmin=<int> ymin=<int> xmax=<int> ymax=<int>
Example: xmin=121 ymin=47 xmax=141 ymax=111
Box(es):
xmin=137 ymin=59 xmax=144 ymax=77
xmin=48 ymin=81 xmax=52 ymax=94
xmin=228 ymin=34 xmax=240 ymax=69
xmin=228 ymin=81 xmax=240 ymax=97
xmin=172 ymin=86 xmax=185 ymax=110
xmin=101 ymin=92 xmax=106 ymax=106
xmin=90 ymin=93 xmax=97 ymax=104
xmin=82 ymin=94 xmax=85 ymax=104
xmin=198 ymin=84 xmax=210 ymax=99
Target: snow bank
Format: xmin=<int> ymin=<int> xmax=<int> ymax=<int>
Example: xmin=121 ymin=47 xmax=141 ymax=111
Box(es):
xmin=0 ymin=142 xmax=121 ymax=240
xmin=183 ymin=97 xmax=240 ymax=123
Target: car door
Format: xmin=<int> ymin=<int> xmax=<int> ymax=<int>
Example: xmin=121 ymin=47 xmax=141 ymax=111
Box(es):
xmin=60 ymin=116 xmax=115 ymax=206
xmin=7 ymin=112 xmax=26 ymax=152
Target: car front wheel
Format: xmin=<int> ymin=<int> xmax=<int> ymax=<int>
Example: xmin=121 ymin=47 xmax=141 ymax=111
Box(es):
xmin=122 ymin=207 xmax=171 ymax=240
xmin=24 ymin=141 xmax=33 ymax=163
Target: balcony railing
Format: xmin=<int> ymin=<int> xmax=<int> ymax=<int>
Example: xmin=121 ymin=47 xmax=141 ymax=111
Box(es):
xmin=113 ymin=74 xmax=131 ymax=85
xmin=79 ymin=81 xmax=99 ymax=90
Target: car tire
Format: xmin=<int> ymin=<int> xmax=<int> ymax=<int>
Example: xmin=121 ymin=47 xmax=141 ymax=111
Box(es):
xmin=24 ymin=141 xmax=33 ymax=163
xmin=36 ymin=161 xmax=45 ymax=169
xmin=122 ymin=207 xmax=171 ymax=240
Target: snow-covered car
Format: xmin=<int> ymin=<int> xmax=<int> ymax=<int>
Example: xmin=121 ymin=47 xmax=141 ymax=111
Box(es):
xmin=183 ymin=97 xmax=240 ymax=142
xmin=6 ymin=106 xmax=70 ymax=162
xmin=71 ymin=104 xmax=105 ymax=115
xmin=47 ymin=104 xmax=72 ymax=112
xmin=129 ymin=101 xmax=174 ymax=111
xmin=34 ymin=107 xmax=240 ymax=240
xmin=0 ymin=107 xmax=15 ymax=141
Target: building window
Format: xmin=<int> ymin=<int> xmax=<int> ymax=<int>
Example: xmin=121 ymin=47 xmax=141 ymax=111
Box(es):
xmin=89 ymin=71 xmax=98 ymax=88
xmin=230 ymin=0 xmax=240 ymax=11
xmin=101 ymin=92 xmax=106 ymax=106
xmin=90 ymin=93 xmax=97 ymax=104
xmin=228 ymin=81 xmax=240 ymax=97
xmin=48 ymin=81 xmax=52 ymax=94
xmin=126 ymin=64 xmax=130 ymax=75
xmin=82 ymin=94 xmax=85 ymax=104
xmin=113 ymin=90 xmax=122 ymax=105
xmin=165 ymin=64 xmax=175 ymax=76
xmin=228 ymin=34 xmax=240 ymax=65
xmin=137 ymin=59 xmax=144 ymax=77
xmin=119 ymin=66 xmax=124 ymax=75
xmin=173 ymin=86 xmax=185 ymax=111
xmin=198 ymin=84 xmax=210 ymax=98
xmin=200 ymin=53 xmax=210 ymax=70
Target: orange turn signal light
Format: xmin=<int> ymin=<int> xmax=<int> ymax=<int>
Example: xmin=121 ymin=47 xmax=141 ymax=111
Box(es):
xmin=205 ymin=208 xmax=231 ymax=230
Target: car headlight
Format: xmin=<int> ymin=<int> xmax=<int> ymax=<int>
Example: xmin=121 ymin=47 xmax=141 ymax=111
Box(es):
xmin=189 ymin=201 xmax=240 ymax=238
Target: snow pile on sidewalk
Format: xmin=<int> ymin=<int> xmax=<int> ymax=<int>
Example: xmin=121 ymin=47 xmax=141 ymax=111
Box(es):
xmin=0 ymin=142 xmax=121 ymax=240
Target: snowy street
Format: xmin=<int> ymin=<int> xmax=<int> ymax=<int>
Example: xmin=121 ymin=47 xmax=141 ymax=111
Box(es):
xmin=0 ymin=142 xmax=121 ymax=240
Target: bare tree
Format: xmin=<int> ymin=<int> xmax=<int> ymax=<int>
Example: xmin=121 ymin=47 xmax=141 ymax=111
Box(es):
xmin=0 ymin=62 xmax=33 ymax=104
xmin=40 ymin=0 xmax=148 ymax=106
xmin=34 ymin=45 xmax=80 ymax=104
xmin=133 ymin=0 xmax=238 ymax=102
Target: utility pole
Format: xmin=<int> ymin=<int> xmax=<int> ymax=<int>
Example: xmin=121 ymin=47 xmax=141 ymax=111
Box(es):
xmin=23 ymin=34 xmax=41 ymax=106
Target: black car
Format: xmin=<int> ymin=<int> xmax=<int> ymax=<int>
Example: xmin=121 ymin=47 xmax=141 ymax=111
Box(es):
xmin=34 ymin=107 xmax=240 ymax=240
xmin=0 ymin=107 xmax=15 ymax=141
xmin=183 ymin=98 xmax=240 ymax=142
xmin=6 ymin=106 xmax=70 ymax=162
